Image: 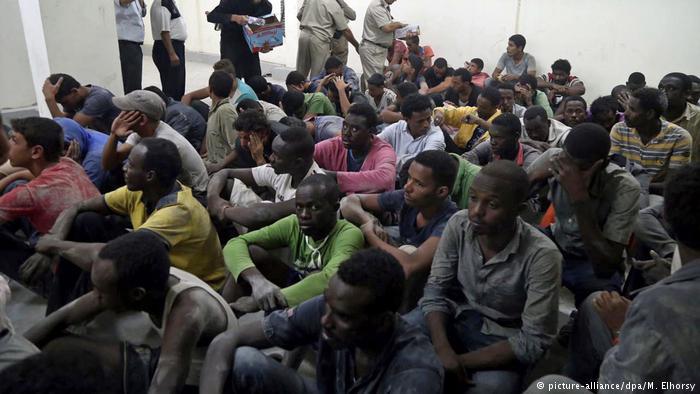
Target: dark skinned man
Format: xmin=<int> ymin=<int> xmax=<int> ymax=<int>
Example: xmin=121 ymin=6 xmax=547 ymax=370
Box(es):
xmin=659 ymin=72 xmax=700 ymax=163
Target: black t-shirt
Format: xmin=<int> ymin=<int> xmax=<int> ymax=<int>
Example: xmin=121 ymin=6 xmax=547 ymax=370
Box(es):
xmin=444 ymin=84 xmax=481 ymax=107
xmin=424 ymin=67 xmax=454 ymax=89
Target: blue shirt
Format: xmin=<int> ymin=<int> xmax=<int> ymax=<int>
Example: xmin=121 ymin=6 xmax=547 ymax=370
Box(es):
xmin=233 ymin=78 xmax=259 ymax=104
xmin=54 ymin=117 xmax=110 ymax=190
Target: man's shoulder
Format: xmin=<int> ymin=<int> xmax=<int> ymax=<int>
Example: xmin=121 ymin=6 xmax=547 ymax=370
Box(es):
xmin=378 ymin=121 xmax=406 ymax=137
xmin=518 ymin=219 xmax=560 ymax=257
xmin=662 ymin=121 xmax=692 ymax=140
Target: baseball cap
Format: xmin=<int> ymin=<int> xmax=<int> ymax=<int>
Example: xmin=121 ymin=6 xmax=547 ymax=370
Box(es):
xmin=112 ymin=90 xmax=166 ymax=121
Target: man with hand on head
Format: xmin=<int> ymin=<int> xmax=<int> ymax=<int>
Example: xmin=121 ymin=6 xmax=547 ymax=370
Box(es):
xmin=464 ymin=113 xmax=541 ymax=170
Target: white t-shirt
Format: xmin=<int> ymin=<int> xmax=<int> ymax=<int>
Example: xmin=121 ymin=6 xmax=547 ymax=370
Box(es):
xmin=114 ymin=0 xmax=145 ymax=42
xmin=126 ymin=122 xmax=208 ymax=192
xmin=251 ymin=162 xmax=324 ymax=202
xmin=150 ymin=0 xmax=187 ymax=41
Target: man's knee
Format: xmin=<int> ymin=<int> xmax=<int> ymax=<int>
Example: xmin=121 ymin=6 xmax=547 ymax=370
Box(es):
xmin=231 ymin=346 xmax=271 ymax=383
xmin=70 ymin=212 xmax=106 ymax=241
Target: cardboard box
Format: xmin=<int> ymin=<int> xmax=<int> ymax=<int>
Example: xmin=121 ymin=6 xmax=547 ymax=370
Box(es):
xmin=243 ymin=15 xmax=285 ymax=53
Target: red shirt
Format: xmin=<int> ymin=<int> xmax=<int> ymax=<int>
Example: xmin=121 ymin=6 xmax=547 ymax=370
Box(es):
xmin=0 ymin=158 xmax=100 ymax=233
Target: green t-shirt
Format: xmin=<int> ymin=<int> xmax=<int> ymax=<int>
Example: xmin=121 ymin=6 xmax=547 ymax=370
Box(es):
xmin=223 ymin=215 xmax=363 ymax=306
xmin=304 ymin=93 xmax=337 ymax=116
xmin=534 ymin=90 xmax=554 ymax=118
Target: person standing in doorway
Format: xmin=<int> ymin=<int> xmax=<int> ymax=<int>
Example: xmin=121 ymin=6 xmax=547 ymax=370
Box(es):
xmin=151 ymin=0 xmax=187 ymax=100
xmin=114 ymin=0 xmax=147 ymax=93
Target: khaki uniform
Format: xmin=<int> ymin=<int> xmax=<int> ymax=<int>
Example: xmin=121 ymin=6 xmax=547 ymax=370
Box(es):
xmin=330 ymin=0 xmax=356 ymax=64
xmin=360 ymin=0 xmax=394 ymax=86
xmin=296 ymin=0 xmax=348 ymax=77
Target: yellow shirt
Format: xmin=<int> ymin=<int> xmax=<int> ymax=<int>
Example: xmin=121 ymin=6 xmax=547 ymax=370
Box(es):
xmin=435 ymin=106 xmax=501 ymax=150
xmin=104 ymin=184 xmax=227 ymax=289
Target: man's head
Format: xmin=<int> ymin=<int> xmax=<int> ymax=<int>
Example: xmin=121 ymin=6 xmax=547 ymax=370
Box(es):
xmin=432 ymin=58 xmax=449 ymax=79
xmin=209 ymin=70 xmax=235 ymax=100
xmin=401 ymin=54 xmax=423 ymax=77
xmin=326 ymin=79 xmax=352 ymax=104
xmin=286 ymin=71 xmax=309 ymax=92
xmin=489 ymin=113 xmax=522 ymax=158
xmin=91 ymin=231 xmax=171 ymax=312
xmin=658 ymin=72 xmax=692 ymax=109
xmin=235 ymin=110 xmax=272 ymax=151
xmin=664 ymin=163 xmax=700 ymax=254
xmin=451 ymin=68 xmax=473 ymax=93
xmin=269 ymin=126 xmax=315 ymax=175
xmin=400 ymin=93 xmax=433 ymax=136
xmin=590 ymin=95 xmax=620 ymax=132
xmin=497 ymin=82 xmax=517 ymax=113
xmin=476 ymin=86 xmax=502 ymax=120
xmin=322 ymin=248 xmax=404 ymax=349
xmin=395 ymin=82 xmax=419 ymax=105
xmin=468 ymin=160 xmax=529 ymax=236
xmin=611 ymin=84 xmax=631 ymax=112
xmin=404 ymin=150 xmax=457 ymax=208
xmin=324 ymin=56 xmax=344 ymax=77
xmin=366 ymin=73 xmax=387 ymax=99
xmin=213 ymin=58 xmax=236 ymax=78
xmin=517 ymin=74 xmax=539 ymax=98
xmin=143 ymin=85 xmax=169 ymax=104
xmin=624 ymin=87 xmax=667 ymax=129
xmin=405 ymin=35 xmax=421 ymax=54
xmin=523 ymin=106 xmax=550 ymax=142
xmin=506 ymin=34 xmax=526 ymax=57
xmin=9 ymin=117 xmax=63 ymax=168
xmin=281 ymin=90 xmax=306 ymax=119
xmin=342 ymin=103 xmax=378 ymax=152
xmin=562 ymin=122 xmax=611 ymax=170
xmin=626 ymin=72 xmax=646 ymax=92
xmin=48 ymin=73 xmax=83 ymax=111
xmin=550 ymin=59 xmax=572 ymax=85
xmin=295 ymin=174 xmax=340 ymax=239
xmin=235 ymin=98 xmax=264 ymax=114
xmin=562 ymin=96 xmax=588 ymax=127
xmin=123 ymin=137 xmax=182 ymax=191
xmin=689 ymin=75 xmax=700 ymax=104
xmin=467 ymin=58 xmax=484 ymax=75
xmin=112 ymin=90 xmax=166 ymax=131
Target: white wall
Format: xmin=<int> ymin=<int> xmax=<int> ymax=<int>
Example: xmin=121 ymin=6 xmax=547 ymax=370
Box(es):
xmin=155 ymin=0 xmax=700 ymax=101
xmin=0 ymin=0 xmax=37 ymax=110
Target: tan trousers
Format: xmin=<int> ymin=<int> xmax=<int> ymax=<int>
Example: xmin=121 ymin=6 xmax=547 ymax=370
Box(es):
xmin=296 ymin=30 xmax=331 ymax=78
xmin=359 ymin=41 xmax=387 ymax=90
xmin=331 ymin=36 xmax=349 ymax=64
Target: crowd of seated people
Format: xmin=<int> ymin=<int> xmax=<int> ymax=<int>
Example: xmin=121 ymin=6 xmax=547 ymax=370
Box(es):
xmin=2 ymin=9 xmax=700 ymax=394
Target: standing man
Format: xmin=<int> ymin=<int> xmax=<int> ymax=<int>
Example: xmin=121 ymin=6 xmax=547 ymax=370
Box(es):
xmin=359 ymin=0 xmax=406 ymax=88
xmin=296 ymin=0 xmax=358 ymax=79
xmin=151 ymin=0 xmax=187 ymax=100
xmin=331 ymin=0 xmax=357 ymax=65
xmin=114 ymin=0 xmax=147 ymax=93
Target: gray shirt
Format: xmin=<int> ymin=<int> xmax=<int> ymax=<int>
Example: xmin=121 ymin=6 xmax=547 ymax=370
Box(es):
xmin=378 ymin=120 xmax=446 ymax=172
xmin=463 ymin=140 xmax=541 ymax=170
xmin=496 ymin=52 xmax=537 ymax=77
xmin=362 ymin=0 xmax=394 ymax=46
xmin=420 ymin=212 xmax=562 ymax=365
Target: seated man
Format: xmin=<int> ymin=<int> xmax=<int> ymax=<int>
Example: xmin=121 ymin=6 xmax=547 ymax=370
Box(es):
xmin=181 ymin=59 xmax=257 ymax=106
xmin=25 ymin=230 xmax=236 ymax=394
xmin=444 ymin=68 xmax=482 ymax=107
xmin=340 ymin=150 xmax=458 ymax=310
xmin=407 ymin=160 xmax=561 ymax=394
xmin=309 ymin=56 xmax=360 ymax=94
xmin=434 ymin=86 xmax=502 ymax=152
xmin=626 ymin=71 xmax=646 ymax=92
xmin=101 ymin=90 xmax=209 ymax=198
xmin=224 ymin=174 xmax=363 ymax=313
xmin=538 ymin=59 xmax=586 ymax=111
xmin=521 ymin=105 xmax=571 ymax=151
xmin=526 ymin=163 xmax=700 ymax=392
xmin=659 ymin=72 xmax=700 ymax=163
xmin=492 ymin=34 xmax=537 ymax=82
xmin=285 ymin=71 xmax=312 ymax=93
xmin=379 ymin=81 xmax=419 ymax=125
xmin=689 ymin=74 xmax=700 ymax=105
xmin=365 ymin=73 xmax=397 ymax=115
xmin=323 ymin=77 xmax=356 ymax=117
xmin=207 ymin=126 xmax=324 ymax=231
xmin=54 ymin=118 xmax=112 ymax=191
xmin=610 ymin=87 xmax=691 ymax=194
xmin=590 ymin=95 xmax=623 ymax=132
xmin=528 ymin=123 xmax=640 ymax=306
xmin=392 ymin=54 xmax=429 ymax=94
xmin=424 ymin=58 xmax=454 ymax=94
xmin=559 ymin=96 xmax=588 ymax=127
xmin=466 ymin=57 xmax=490 ymax=88
xmin=314 ymin=103 xmax=396 ymax=194
xmin=201 ymin=248 xmax=444 ymax=394
xmin=304 ymin=114 xmax=345 ymax=143
xmin=0 ymin=118 xmax=99 ymax=280
xmin=515 ymin=74 xmax=554 ymax=117
xmin=144 ymin=85 xmax=207 ymax=151
xmin=229 ymin=110 xmax=277 ymax=169
xmin=42 ymin=73 xmax=121 ymax=133
xmin=203 ymin=70 xmax=238 ymax=174
xmin=497 ymin=82 xmax=526 ymax=118
xmin=404 ymin=35 xmax=434 ymax=70
xmin=464 ymin=113 xmax=541 ymax=169
xmin=43 ymin=138 xmax=227 ymax=310
xmin=281 ymin=90 xmax=337 ymax=119
xmin=236 ymin=98 xmax=287 ymax=123
xmin=247 ymin=75 xmax=287 ymax=107
xmin=378 ymin=93 xmax=446 ymax=172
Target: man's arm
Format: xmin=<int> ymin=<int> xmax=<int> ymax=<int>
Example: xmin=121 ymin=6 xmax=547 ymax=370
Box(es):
xmin=342 ymin=29 xmax=359 ymax=51
xmin=35 ymin=238 xmax=104 ymax=272
xmin=48 ymin=196 xmax=111 ymax=241
xmin=379 ymin=107 xmax=403 ymax=124
xmin=334 ymin=143 xmax=396 ymax=193
xmin=336 ymin=0 xmax=356 ymax=20
xmin=339 ymin=193 xmax=383 ymax=225
xmin=160 ymin=30 xmax=180 ymax=66
xmin=42 ymin=77 xmax=70 ymax=118
xmin=381 ymin=22 xmax=406 ymax=33
xmin=364 ymin=230 xmax=441 ymax=277
xmin=223 ymin=199 xmax=297 ymax=231
xmin=426 ymin=78 xmax=453 ymax=95
xmin=102 ymin=110 xmax=141 ymax=170
xmin=181 ymin=87 xmax=210 ymax=106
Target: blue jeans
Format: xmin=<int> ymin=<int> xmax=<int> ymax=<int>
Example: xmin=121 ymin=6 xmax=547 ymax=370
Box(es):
xmin=231 ymin=347 xmax=318 ymax=394
xmin=561 ymin=254 xmax=622 ymax=307
xmin=403 ymin=309 xmax=523 ymax=394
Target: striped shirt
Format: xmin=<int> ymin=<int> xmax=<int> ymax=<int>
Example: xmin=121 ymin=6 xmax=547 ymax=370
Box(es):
xmin=610 ymin=120 xmax=691 ymax=182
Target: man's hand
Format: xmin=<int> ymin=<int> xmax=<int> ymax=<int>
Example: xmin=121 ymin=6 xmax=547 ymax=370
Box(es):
xmin=169 ymin=52 xmax=181 ymax=66
xmin=549 ymin=153 xmax=604 ymax=203
xmin=205 ymin=161 xmax=224 ymax=175
xmin=461 ymin=112 xmax=480 ymax=125
xmin=209 ymin=197 xmax=232 ymax=222
xmin=361 ymin=221 xmax=388 ymax=243
xmin=593 ymin=291 xmax=631 ymax=335
xmin=616 ymin=91 xmax=630 ymax=111
xmin=437 ymin=347 xmax=473 ymax=388
xmin=260 ymin=42 xmax=273 ymax=53
xmin=502 ymin=74 xmax=518 ymax=82
xmin=19 ymin=253 xmax=54 ymax=285
xmin=111 ymin=110 xmax=141 ymax=138
xmin=42 ymin=77 xmax=63 ymax=100
xmin=64 ymin=140 xmax=81 ymax=162
xmin=249 ymin=134 xmax=266 ymax=164
xmin=332 ymin=76 xmax=349 ymax=92
xmin=433 ymin=111 xmax=445 ymax=126
xmin=251 ymin=279 xmax=287 ymax=312
xmin=321 ymin=73 xmax=336 ymax=87
xmin=230 ymin=14 xmax=249 ymax=25
xmin=631 ymin=250 xmax=671 ymax=285
xmin=230 ymin=296 xmax=260 ymax=315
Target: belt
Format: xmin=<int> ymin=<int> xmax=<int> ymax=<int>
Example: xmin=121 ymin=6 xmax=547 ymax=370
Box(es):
xmin=363 ymin=39 xmax=391 ymax=49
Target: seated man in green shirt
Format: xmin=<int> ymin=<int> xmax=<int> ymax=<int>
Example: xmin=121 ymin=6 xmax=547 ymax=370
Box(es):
xmin=224 ymin=174 xmax=364 ymax=313
xmin=516 ymin=74 xmax=554 ymax=118
xmin=281 ymin=90 xmax=337 ymax=120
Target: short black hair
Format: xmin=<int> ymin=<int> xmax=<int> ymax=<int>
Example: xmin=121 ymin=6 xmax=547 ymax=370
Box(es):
xmin=278 ymin=126 xmax=315 ymax=158
xmin=632 ymin=87 xmax=667 ymax=118
xmin=479 ymin=86 xmax=502 ymax=107
xmin=590 ymin=95 xmax=619 ymax=117
xmin=433 ymin=57 xmax=448 ymax=69
xmin=551 ymin=59 xmax=572 ymax=74
xmin=406 ymin=53 xmax=423 ymax=73
xmin=518 ymin=74 xmax=538 ymax=90
xmin=209 ymin=70 xmax=234 ymax=98
xmin=336 ymin=248 xmax=405 ymax=314
xmin=689 ymin=75 xmax=700 ymax=84
xmin=286 ymin=71 xmax=307 ymax=86
xmin=367 ymin=73 xmax=386 ymax=87
xmin=470 ymin=58 xmax=484 ymax=71
xmin=347 ymin=102 xmax=378 ymax=131
xmin=400 ymin=93 xmax=433 ymax=119
xmin=281 ymin=90 xmax=306 ymax=117
xmin=563 ymin=122 xmax=611 ymax=162
xmin=664 ymin=163 xmax=700 ymax=250
xmin=10 ymin=117 xmax=64 ymax=162
xmin=492 ymin=113 xmax=522 ymax=137
xmin=324 ymin=56 xmax=343 ymax=71
xmin=213 ymin=59 xmax=236 ymax=77
xmin=478 ymin=160 xmax=529 ymax=204
xmin=48 ymin=73 xmax=81 ymax=101
xmin=523 ymin=105 xmax=548 ymax=121
xmin=563 ymin=95 xmax=588 ymax=110
xmin=235 ymin=98 xmax=264 ymax=113
xmin=279 ymin=116 xmax=306 ymax=128
xmin=662 ymin=72 xmax=692 ymax=92
xmin=235 ymin=109 xmax=270 ymax=132
xmin=298 ymin=173 xmax=340 ymax=203
xmin=139 ymin=137 xmax=182 ymax=188
xmin=611 ymin=84 xmax=629 ymax=97
xmin=509 ymin=34 xmax=526 ymax=49
xmin=497 ymin=81 xmax=516 ymax=92
xmin=98 ymin=231 xmax=171 ymax=296
xmin=246 ymin=75 xmax=269 ymax=96
xmin=395 ymin=82 xmax=419 ymax=98
xmin=627 ymin=72 xmax=646 ymax=85
xmin=453 ymin=68 xmax=473 ymax=83
xmin=412 ymin=149 xmax=458 ymax=192
xmin=143 ymin=85 xmax=168 ymax=103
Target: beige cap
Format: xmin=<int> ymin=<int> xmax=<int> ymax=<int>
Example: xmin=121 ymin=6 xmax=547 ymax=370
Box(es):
xmin=112 ymin=90 xmax=166 ymax=121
